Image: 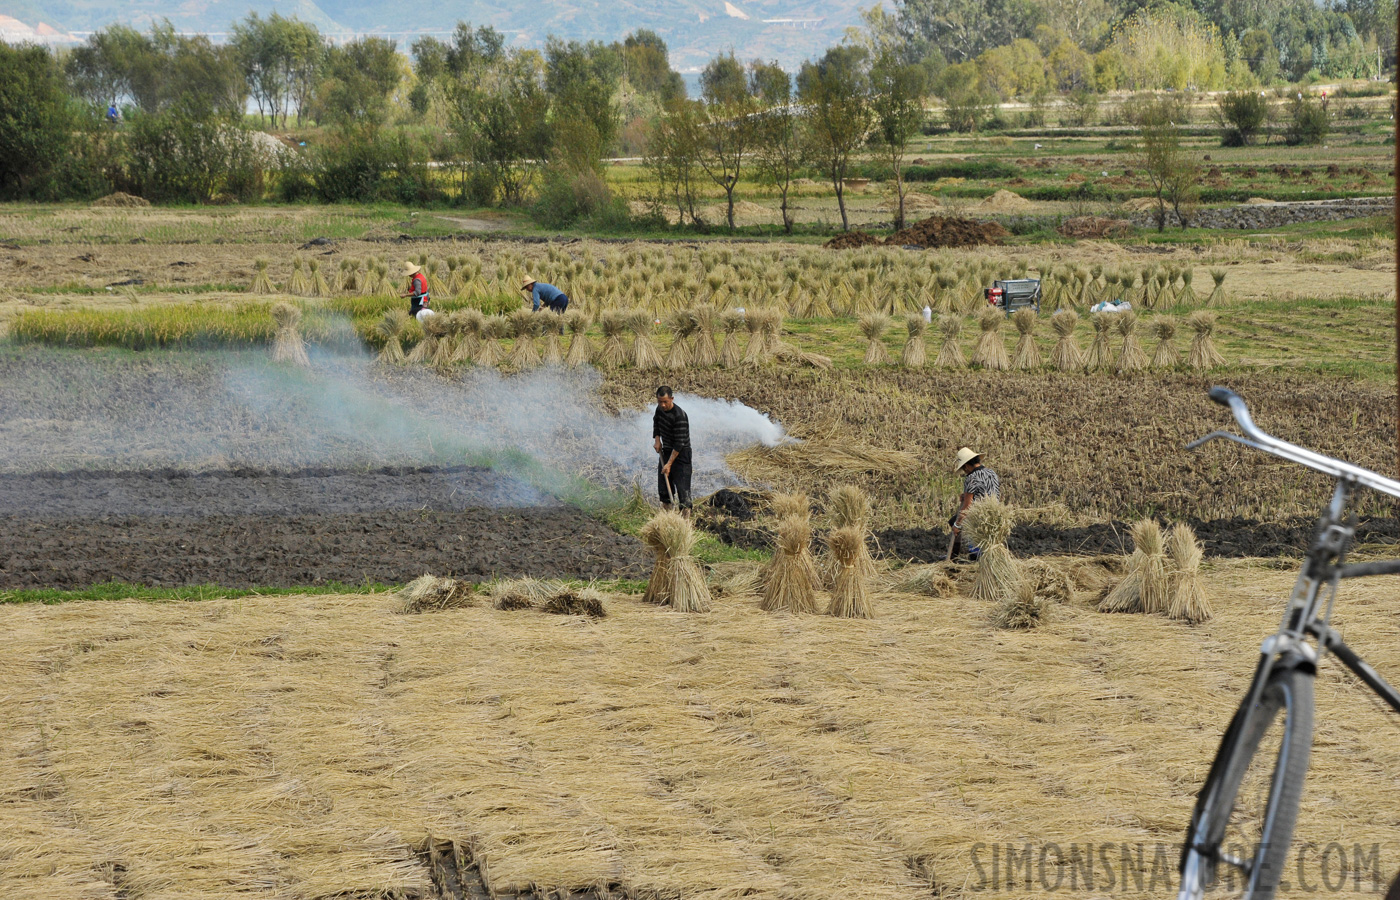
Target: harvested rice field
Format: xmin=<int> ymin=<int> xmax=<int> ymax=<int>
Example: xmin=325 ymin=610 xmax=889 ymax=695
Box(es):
xmin=3 ymin=567 xmax=1399 ymax=899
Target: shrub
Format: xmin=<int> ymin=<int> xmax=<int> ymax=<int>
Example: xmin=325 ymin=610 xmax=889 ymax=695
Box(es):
xmin=1217 ymin=91 xmax=1268 ymax=146
xmin=312 ymin=125 xmax=437 ymax=203
xmin=124 ymin=104 xmax=264 ymax=203
xmin=531 ymin=165 xmax=612 ymax=229
xmin=1285 ymin=96 xmax=1329 ymax=146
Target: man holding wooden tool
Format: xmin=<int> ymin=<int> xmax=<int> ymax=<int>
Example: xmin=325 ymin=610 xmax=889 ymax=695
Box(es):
xmin=652 ymin=386 xmax=693 ymax=513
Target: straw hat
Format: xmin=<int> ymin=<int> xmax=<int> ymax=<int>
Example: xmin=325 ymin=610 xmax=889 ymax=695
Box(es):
xmin=953 ymin=447 xmax=981 ymax=472
xmin=402 ymin=261 xmax=422 ymax=276
xmin=521 ymin=276 xmax=537 ymax=290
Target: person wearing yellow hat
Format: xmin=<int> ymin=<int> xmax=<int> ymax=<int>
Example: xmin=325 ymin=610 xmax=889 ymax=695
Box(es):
xmin=400 ymin=261 xmax=432 ymax=319
xmin=948 ymin=446 xmax=1000 ymax=560
xmin=520 ymin=276 xmax=569 ymax=314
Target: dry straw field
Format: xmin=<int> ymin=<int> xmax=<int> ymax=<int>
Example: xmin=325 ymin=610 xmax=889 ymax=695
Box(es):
xmin=4 ymin=566 xmax=1399 ymax=900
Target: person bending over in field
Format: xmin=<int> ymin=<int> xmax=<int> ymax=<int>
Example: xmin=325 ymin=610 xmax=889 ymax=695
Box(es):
xmin=400 ymin=261 xmax=433 ymax=320
xmin=948 ymin=447 xmax=1000 ymax=560
xmin=520 ymin=276 xmax=569 ymax=313
xmin=652 ymin=386 xmax=692 ymax=513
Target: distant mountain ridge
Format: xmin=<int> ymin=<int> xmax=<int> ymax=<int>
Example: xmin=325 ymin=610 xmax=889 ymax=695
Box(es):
xmin=0 ymin=0 xmax=869 ymax=68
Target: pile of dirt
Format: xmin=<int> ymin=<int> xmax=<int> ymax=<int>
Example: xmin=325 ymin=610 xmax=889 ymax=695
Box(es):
xmin=1057 ymin=216 xmax=1135 ymax=239
xmin=1122 ymin=196 xmax=1159 ymax=212
xmin=885 ymin=192 xmax=942 ymax=212
xmin=976 ymin=189 xmax=1033 ymax=212
xmin=884 ymin=215 xmax=1009 ymax=249
xmin=91 ymin=192 xmax=150 ymax=208
xmin=824 ymin=230 xmax=882 ymax=250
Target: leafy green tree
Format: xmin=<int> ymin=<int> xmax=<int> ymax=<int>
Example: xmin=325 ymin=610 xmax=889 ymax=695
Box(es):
xmin=749 ymin=61 xmax=803 ymax=234
xmin=1284 ymin=94 xmax=1329 ymax=146
xmin=1216 ymin=90 xmax=1268 ymax=145
xmin=798 ymin=45 xmax=872 ymax=232
xmin=315 ymin=38 xmax=403 ymax=126
xmin=697 ymin=52 xmax=757 ymax=231
xmin=544 ymin=38 xmax=622 ymax=170
xmin=644 ymin=97 xmax=705 ymax=225
xmin=449 ymin=51 xmax=552 ymax=205
xmin=1130 ymin=95 xmax=1198 ymax=231
xmin=621 ymin=31 xmax=684 ymax=103
xmin=892 ymin=0 xmax=1039 ymax=63
xmin=933 ymin=61 xmax=992 ymax=131
xmin=67 ymin=23 xmax=243 ymax=117
xmin=868 ymin=50 xmax=927 ymax=231
xmin=230 ymin=13 xmax=287 ymax=124
xmin=0 ymin=43 xmax=78 ymax=199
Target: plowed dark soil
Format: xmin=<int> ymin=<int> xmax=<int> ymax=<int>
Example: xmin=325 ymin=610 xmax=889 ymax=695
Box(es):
xmin=885 ymin=215 xmax=1009 ymax=249
xmin=1 ymin=466 xmax=647 ymax=589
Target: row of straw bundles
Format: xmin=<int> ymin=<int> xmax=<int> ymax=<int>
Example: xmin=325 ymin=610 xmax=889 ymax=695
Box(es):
xmin=398 ymin=575 xmax=607 ymax=616
xmin=1098 ymin=520 xmax=1211 ymax=622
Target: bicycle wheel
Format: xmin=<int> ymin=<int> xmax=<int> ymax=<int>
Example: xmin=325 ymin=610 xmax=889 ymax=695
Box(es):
xmin=1179 ymin=661 xmax=1314 ymax=900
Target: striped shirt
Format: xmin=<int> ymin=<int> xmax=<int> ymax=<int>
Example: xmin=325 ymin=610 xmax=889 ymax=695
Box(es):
xmin=963 ymin=465 xmax=1000 ymax=501
xmin=653 ymin=404 xmax=692 ymax=464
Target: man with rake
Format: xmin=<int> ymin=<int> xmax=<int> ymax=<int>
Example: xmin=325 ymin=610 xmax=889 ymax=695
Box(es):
xmin=948 ymin=447 xmax=1000 ymax=560
xmin=652 ymin=386 xmax=692 ymax=513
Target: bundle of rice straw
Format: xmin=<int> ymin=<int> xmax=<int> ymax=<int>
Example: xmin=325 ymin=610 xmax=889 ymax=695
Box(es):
xmin=541 ymin=583 xmax=607 ymax=617
xmin=1086 ymin=313 xmax=1114 ymax=371
xmin=431 ymin=314 xmax=459 ymax=369
xmin=900 ymin=313 xmax=928 ymax=368
xmin=889 ymin=564 xmax=955 ymax=597
xmin=540 ymin=313 xmax=565 ymax=365
xmin=629 ymin=310 xmax=664 ymax=370
xmin=408 ymin=312 xmax=449 ymax=364
xmin=826 ymin=526 xmax=874 ymax=618
xmin=1206 ymin=269 xmax=1227 ymax=307
xmin=597 ymin=309 xmax=631 ymax=368
xmin=1115 ymin=311 xmax=1147 ymax=373
xmin=1150 ymin=317 xmax=1179 ymax=369
xmin=1166 ymin=522 xmax=1212 ymax=623
xmin=491 ymin=578 xmax=554 ymax=610
xmin=1049 ymin=311 xmax=1084 ymax=371
xmin=450 ymin=309 xmax=484 ymax=365
xmin=474 ymin=315 xmax=507 ymax=367
xmin=742 ymin=309 xmax=767 ymax=365
xmin=396 ymin=575 xmax=476 ymax=613
xmin=1178 ymin=267 xmax=1198 ymax=306
xmin=773 ymin=343 xmax=834 ymax=370
xmin=268 ymin=302 xmax=310 ymax=368
xmin=761 ymin=308 xmax=785 ymax=355
xmin=824 ymin=484 xmax=877 ymax=583
xmin=769 ymin=492 xmax=811 ymax=521
xmin=308 ymin=259 xmax=331 ymax=297
xmin=507 ymin=309 xmax=541 ymax=368
xmin=288 ymin=256 xmax=311 ymax=295
xmin=691 ymin=307 xmax=719 ymax=367
xmin=248 ymin=258 xmax=275 ymax=294
xmin=1099 ymin=519 xmax=1167 ymax=613
xmin=375 ymin=309 xmax=409 ymax=364
xmin=971 ymin=309 xmax=1010 ymax=370
xmin=719 ymin=309 xmax=745 ymax=368
xmin=1187 ymin=310 xmax=1225 ymax=370
xmin=639 ymin=510 xmax=712 ymax=612
xmin=336 ymin=259 xmax=354 ymax=293
xmin=1020 ymin=559 xmax=1073 ymax=605
xmin=1011 ymin=307 xmax=1042 ymax=370
xmin=935 ymin=315 xmax=966 ymax=369
xmin=993 ymin=579 xmax=1051 ymax=629
xmin=962 ymin=496 xmax=1018 ymax=604
xmin=761 ymin=515 xmax=821 ymax=614
xmin=563 ymin=310 xmax=594 ymax=367
xmin=665 ymin=309 xmax=697 ymax=369
xmin=859 ymin=312 xmax=891 ymax=365
xmin=428 ymin=260 xmax=451 ymax=299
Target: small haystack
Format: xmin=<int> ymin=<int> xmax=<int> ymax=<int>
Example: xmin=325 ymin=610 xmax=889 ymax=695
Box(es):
xmin=1150 ymin=317 xmax=1179 ymax=369
xmin=270 ymin=302 xmax=310 ymax=368
xmin=888 ymin=564 xmax=955 ymax=598
xmin=1188 ymin=311 xmax=1225 ymax=370
xmin=1206 ymin=269 xmax=1227 ymax=307
xmin=248 ymin=258 xmax=275 ymax=294
xmin=770 ymin=492 xmax=811 ymax=520
xmin=629 ymin=311 xmax=664 ymax=371
xmin=474 ymin=315 xmax=508 ymax=367
xmin=665 ymin=309 xmax=697 ymax=369
xmin=742 ymin=310 xmax=768 ymax=365
xmin=648 ymin=511 xmax=712 ymax=612
xmin=1099 ymin=519 xmax=1168 ymax=614
xmin=639 ymin=515 xmax=673 ymax=605
xmin=691 ymin=307 xmax=719 ymax=368
xmin=901 ymin=313 xmax=928 ymax=368
xmin=1011 ymin=308 xmax=1042 ymax=370
xmin=540 ymin=314 xmax=565 ymax=366
xmin=719 ymin=309 xmax=745 ymax=368
xmin=1086 ymin=313 xmax=1114 ymax=371
xmin=375 ymin=309 xmax=410 ymax=364
xmin=505 ymin=309 xmax=540 ymax=369
xmin=963 ymin=496 xmax=1018 ymax=604
xmin=825 ymin=484 xmax=877 ymax=583
xmin=449 ymin=309 xmax=485 ymax=365
xmin=826 ymin=526 xmax=874 ymax=618
xmin=1166 ymin=523 xmax=1212 ymax=623
xmin=993 ymin=580 xmax=1051 ymax=629
xmin=760 ymin=308 xmax=785 ymax=355
xmin=541 ymin=583 xmax=608 ymax=617
xmin=491 ymin=578 xmax=554 ymax=610
xmin=935 ymin=315 xmax=966 ymax=369
xmin=1115 ymin=311 xmax=1146 ymax=373
xmin=408 ymin=312 xmax=449 ymax=365
xmin=761 ymin=515 xmax=821 ymax=614
xmin=860 ymin=312 xmax=891 ymax=365
xmin=308 ymin=259 xmax=331 ymax=297
xmin=597 ymin=309 xmax=631 ymax=368
xmin=972 ymin=309 xmax=1010 ymax=370
xmin=1050 ymin=311 xmax=1084 ymax=371
xmin=396 ymin=575 xmax=476 ymax=613
xmin=288 ymin=257 xmax=312 ymax=296
xmin=1020 ymin=559 xmax=1074 ymax=605
xmin=564 ymin=310 xmax=595 ymax=367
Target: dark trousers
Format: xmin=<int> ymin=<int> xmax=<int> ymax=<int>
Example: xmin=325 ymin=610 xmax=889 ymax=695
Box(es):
xmin=547 ymin=293 xmax=569 ymax=313
xmin=659 ymin=456 xmax=692 ymax=510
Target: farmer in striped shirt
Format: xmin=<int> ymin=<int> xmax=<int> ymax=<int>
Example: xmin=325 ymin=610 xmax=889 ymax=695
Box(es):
xmin=652 ymin=386 xmax=692 ymax=512
xmin=949 ymin=446 xmax=1000 ymax=560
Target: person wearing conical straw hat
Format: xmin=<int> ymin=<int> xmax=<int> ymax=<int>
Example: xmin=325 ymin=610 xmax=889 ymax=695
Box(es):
xmin=400 ymin=261 xmax=433 ymax=320
xmin=948 ymin=446 xmax=1000 ymax=560
xmin=521 ymin=275 xmax=570 ymax=314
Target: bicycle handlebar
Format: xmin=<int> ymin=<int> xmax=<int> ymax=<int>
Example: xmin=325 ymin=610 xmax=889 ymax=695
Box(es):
xmin=1189 ymin=387 xmax=1400 ymax=501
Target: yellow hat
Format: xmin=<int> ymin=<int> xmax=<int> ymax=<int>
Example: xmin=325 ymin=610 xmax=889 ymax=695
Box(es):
xmin=403 ymin=261 xmax=422 ymax=276
xmin=521 ymin=276 xmax=537 ymax=290
xmin=953 ymin=447 xmax=981 ymax=472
